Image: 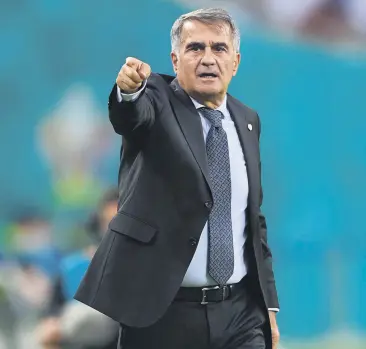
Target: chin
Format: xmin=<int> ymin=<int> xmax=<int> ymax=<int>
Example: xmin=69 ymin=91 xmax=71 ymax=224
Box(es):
xmin=197 ymin=88 xmax=221 ymax=98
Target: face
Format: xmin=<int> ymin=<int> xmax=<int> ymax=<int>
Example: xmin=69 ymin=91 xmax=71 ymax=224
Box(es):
xmin=171 ymin=20 xmax=240 ymax=107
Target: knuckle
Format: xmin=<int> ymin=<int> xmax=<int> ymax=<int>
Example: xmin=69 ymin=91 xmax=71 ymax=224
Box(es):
xmin=126 ymin=56 xmax=139 ymax=67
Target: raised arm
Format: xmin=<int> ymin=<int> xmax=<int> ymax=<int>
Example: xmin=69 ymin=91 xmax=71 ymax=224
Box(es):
xmin=108 ymin=57 xmax=155 ymax=145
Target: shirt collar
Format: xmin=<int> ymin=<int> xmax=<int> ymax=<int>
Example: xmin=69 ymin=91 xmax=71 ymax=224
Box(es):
xmin=189 ymin=95 xmax=228 ymax=116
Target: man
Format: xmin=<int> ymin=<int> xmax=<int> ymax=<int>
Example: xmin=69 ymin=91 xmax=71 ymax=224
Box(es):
xmin=75 ymin=8 xmax=280 ymax=349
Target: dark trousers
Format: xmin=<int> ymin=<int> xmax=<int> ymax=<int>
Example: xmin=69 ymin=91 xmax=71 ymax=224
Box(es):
xmin=118 ymin=282 xmax=267 ymax=349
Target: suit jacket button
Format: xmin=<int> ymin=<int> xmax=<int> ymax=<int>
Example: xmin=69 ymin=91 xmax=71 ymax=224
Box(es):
xmin=204 ymin=201 xmax=212 ymax=209
xmin=189 ymin=237 xmax=198 ymax=247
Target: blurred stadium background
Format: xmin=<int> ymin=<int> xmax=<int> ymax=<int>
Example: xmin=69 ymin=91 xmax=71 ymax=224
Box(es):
xmin=0 ymin=0 xmax=365 ymax=348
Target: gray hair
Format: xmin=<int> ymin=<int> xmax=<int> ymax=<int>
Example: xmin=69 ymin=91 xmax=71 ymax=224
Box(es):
xmin=170 ymin=8 xmax=241 ymax=53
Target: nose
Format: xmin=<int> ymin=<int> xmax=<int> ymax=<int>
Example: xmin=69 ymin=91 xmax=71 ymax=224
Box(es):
xmin=201 ymin=47 xmax=215 ymax=66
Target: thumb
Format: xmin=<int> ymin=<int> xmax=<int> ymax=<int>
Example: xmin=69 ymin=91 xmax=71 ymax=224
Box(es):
xmin=137 ymin=63 xmax=151 ymax=80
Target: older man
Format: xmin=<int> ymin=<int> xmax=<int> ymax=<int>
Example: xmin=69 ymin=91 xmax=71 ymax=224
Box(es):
xmin=76 ymin=8 xmax=280 ymax=349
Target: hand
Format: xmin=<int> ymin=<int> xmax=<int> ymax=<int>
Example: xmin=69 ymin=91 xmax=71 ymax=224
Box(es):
xmin=116 ymin=57 xmax=151 ymax=93
xmin=269 ymin=311 xmax=280 ymax=349
xmin=36 ymin=317 xmax=62 ymax=346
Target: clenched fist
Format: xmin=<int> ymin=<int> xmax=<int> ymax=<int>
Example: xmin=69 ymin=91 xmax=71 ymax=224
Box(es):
xmin=116 ymin=57 xmax=151 ymax=94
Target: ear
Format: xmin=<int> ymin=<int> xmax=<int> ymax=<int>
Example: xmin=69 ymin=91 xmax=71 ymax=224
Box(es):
xmin=171 ymin=51 xmax=179 ymax=73
xmin=232 ymin=52 xmax=241 ymax=77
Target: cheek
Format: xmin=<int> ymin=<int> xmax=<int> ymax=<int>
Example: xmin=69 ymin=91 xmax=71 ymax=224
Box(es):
xmin=184 ymin=59 xmax=196 ymax=71
xmin=179 ymin=61 xmax=197 ymax=78
xmin=224 ymin=62 xmax=236 ymax=77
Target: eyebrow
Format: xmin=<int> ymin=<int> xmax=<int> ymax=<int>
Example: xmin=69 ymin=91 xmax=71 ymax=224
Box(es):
xmin=211 ymin=42 xmax=229 ymax=49
xmin=185 ymin=42 xmax=205 ymax=50
xmin=185 ymin=41 xmax=229 ymax=49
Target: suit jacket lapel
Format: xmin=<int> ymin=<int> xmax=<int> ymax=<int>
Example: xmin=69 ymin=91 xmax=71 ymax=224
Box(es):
xmin=170 ymin=79 xmax=212 ymax=195
xmin=227 ymin=95 xmax=260 ymax=208
xmin=168 ymin=80 xmax=260 ymax=206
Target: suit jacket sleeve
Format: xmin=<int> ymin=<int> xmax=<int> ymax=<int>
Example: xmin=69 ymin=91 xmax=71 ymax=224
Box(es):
xmin=108 ymin=83 xmax=156 ymax=145
xmin=257 ymin=114 xmax=280 ymax=310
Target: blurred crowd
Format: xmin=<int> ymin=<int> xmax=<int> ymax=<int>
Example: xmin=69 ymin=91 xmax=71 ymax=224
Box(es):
xmin=252 ymin=0 xmax=366 ymax=45
xmin=0 ymin=189 xmax=120 ymax=349
xmin=183 ymin=0 xmax=366 ymax=46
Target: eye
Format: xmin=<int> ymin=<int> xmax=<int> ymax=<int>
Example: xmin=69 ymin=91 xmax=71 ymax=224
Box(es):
xmin=189 ymin=44 xmax=203 ymax=52
xmin=215 ymin=46 xmax=227 ymax=52
xmin=186 ymin=43 xmax=205 ymax=52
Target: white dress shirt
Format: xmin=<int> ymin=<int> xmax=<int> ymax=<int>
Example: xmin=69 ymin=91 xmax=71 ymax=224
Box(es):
xmin=182 ymin=96 xmax=249 ymax=287
xmin=117 ymin=85 xmax=278 ymax=312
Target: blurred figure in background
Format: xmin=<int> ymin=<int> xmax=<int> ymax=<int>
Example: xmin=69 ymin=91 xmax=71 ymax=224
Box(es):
xmin=36 ymin=188 xmax=120 ymax=349
xmin=8 ymin=210 xmax=60 ymax=282
xmin=0 ymin=211 xmax=59 ymax=348
xmin=260 ymin=0 xmax=366 ymax=44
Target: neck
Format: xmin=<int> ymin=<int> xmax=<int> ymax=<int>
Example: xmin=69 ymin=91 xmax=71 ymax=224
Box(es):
xmin=190 ymin=92 xmax=225 ymax=109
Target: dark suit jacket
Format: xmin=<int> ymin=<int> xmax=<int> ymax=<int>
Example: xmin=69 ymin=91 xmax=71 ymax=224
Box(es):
xmin=75 ymin=73 xmax=279 ymax=335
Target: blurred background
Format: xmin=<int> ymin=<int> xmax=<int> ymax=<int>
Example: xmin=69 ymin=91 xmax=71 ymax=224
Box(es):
xmin=0 ymin=0 xmax=365 ymax=348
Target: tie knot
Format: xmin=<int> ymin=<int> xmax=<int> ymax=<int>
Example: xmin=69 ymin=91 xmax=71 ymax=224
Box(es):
xmin=199 ymin=108 xmax=224 ymax=128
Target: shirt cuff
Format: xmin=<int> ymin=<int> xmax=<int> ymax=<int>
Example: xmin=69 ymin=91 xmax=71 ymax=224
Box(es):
xmin=268 ymin=308 xmax=279 ymax=312
xmin=116 ymin=80 xmax=147 ymax=102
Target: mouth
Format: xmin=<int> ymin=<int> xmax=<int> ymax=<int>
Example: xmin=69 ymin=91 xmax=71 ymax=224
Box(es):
xmin=198 ymin=73 xmax=218 ymax=79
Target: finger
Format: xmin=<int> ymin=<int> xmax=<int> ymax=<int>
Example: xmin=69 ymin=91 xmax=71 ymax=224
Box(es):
xmin=272 ymin=333 xmax=279 ymax=341
xmin=125 ymin=57 xmax=141 ymax=69
xmin=117 ymin=70 xmax=140 ymax=88
xmin=272 ymin=334 xmax=280 ymax=348
xmin=117 ymin=75 xmax=141 ymax=93
xmin=137 ymin=63 xmax=151 ymax=80
xmin=118 ymin=80 xmax=142 ymax=93
xmin=123 ymin=65 xmax=144 ymax=84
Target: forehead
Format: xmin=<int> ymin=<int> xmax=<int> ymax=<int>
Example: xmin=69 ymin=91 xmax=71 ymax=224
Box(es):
xmin=180 ymin=20 xmax=232 ymax=45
